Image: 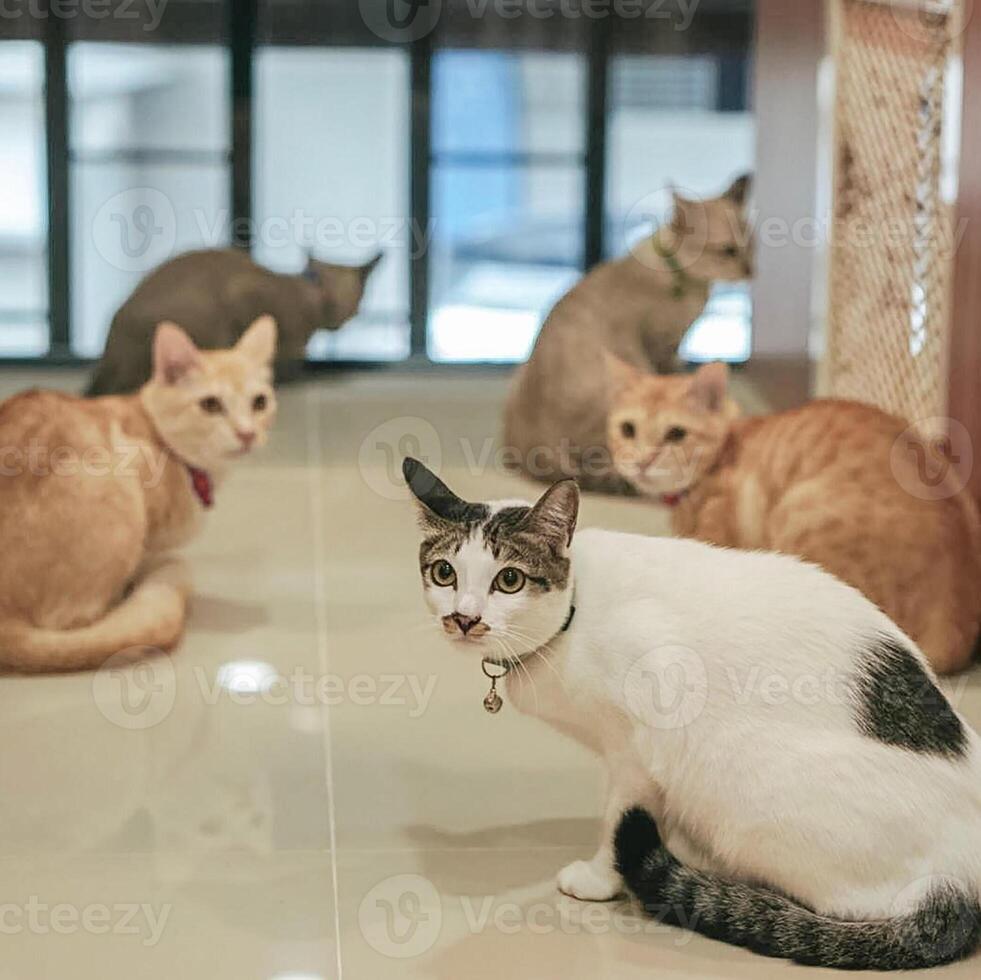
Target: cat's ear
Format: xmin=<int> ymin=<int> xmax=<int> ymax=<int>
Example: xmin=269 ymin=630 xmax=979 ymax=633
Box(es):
xmin=403 ymin=457 xmax=474 ymax=527
xmin=524 ymin=479 xmax=579 ymax=549
xmin=725 ymin=173 xmax=752 ymax=207
xmin=359 ymin=251 xmax=383 ymax=284
xmin=688 ymin=362 xmax=729 ymax=413
xmin=237 ymin=315 xmax=277 ymax=366
xmin=153 ymin=322 xmax=202 ymax=385
xmin=603 ymin=350 xmax=645 ymax=392
xmin=670 ymin=191 xmax=699 ymax=236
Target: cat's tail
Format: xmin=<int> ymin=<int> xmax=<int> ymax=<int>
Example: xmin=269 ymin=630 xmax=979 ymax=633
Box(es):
xmin=615 ymin=808 xmax=981 ymax=971
xmin=0 ymin=558 xmax=190 ymax=673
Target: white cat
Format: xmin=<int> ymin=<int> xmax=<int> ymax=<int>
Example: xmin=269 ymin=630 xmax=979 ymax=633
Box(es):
xmin=403 ymin=457 xmax=981 ymax=971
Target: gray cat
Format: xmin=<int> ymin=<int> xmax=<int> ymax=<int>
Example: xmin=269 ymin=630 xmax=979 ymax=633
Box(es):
xmin=86 ymin=248 xmax=381 ymax=395
xmin=503 ymin=175 xmax=752 ymax=493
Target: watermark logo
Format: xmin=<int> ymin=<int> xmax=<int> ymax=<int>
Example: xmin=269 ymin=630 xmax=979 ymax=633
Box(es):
xmin=890 ymin=417 xmax=972 ymax=501
xmin=0 ymin=0 xmax=169 ymax=32
xmin=621 ymin=185 xmax=713 ymax=273
xmin=0 ymin=897 xmax=170 ymax=946
xmin=92 ymin=187 xmax=176 ymax=273
xmin=888 ymin=0 xmax=972 ymax=44
xmin=623 ymin=644 xmax=707 ymax=730
xmin=359 ymin=416 xmax=443 ymax=500
xmin=358 ymin=874 xmax=443 ymax=958
xmin=92 ymin=649 xmax=176 ymax=730
xmin=359 ymin=0 xmax=442 ymax=42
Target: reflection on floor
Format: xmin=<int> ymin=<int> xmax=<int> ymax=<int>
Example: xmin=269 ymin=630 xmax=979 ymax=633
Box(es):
xmin=0 ymin=369 xmax=978 ymax=979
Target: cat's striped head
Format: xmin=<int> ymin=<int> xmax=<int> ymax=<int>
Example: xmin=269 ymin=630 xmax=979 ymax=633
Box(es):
xmin=403 ymin=458 xmax=578 ymax=661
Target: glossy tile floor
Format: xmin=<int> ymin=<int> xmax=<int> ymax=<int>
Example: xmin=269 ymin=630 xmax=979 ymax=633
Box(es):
xmin=1 ymin=369 xmax=980 ymax=980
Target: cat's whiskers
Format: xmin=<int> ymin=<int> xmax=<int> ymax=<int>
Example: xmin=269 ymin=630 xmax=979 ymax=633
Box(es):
xmin=490 ymin=632 xmax=540 ymax=713
xmin=501 ymin=624 xmax=572 ymax=699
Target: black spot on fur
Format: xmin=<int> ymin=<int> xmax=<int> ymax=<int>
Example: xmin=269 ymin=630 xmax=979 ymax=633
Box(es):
xmin=615 ymin=808 xmax=981 ymax=971
xmin=852 ymin=637 xmax=967 ymax=759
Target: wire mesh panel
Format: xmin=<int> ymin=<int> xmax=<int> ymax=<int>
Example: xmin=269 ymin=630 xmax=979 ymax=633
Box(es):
xmin=826 ymin=0 xmax=958 ymax=434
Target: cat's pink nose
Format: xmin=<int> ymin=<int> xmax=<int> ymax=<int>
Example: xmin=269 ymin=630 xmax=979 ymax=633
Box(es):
xmin=451 ymin=613 xmax=481 ymax=635
xmin=236 ymin=430 xmax=256 ymax=449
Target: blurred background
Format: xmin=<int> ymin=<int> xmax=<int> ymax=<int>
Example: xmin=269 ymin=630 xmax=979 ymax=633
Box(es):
xmin=0 ymin=0 xmax=756 ymax=366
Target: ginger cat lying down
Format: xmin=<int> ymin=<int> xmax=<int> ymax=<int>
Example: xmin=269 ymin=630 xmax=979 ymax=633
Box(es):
xmin=0 ymin=317 xmax=277 ymax=672
xmin=605 ymin=357 xmax=981 ymax=675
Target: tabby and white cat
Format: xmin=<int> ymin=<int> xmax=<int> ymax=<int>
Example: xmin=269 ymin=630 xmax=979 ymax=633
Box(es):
xmin=0 ymin=317 xmax=277 ymax=672
xmin=604 ymin=357 xmax=981 ymax=675
xmin=503 ymin=174 xmax=752 ymax=493
xmin=403 ymin=457 xmax=981 ymax=971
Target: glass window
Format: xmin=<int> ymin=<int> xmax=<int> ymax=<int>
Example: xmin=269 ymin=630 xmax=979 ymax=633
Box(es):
xmin=68 ymin=44 xmax=230 ymax=358
xmin=0 ymin=42 xmax=47 ymax=357
xmin=429 ymin=51 xmax=585 ymax=363
xmin=255 ymin=47 xmax=410 ymax=361
xmin=607 ymin=54 xmax=755 ymax=362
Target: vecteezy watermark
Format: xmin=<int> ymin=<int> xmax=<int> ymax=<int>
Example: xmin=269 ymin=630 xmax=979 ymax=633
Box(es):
xmin=890 ymin=417 xmax=973 ymax=502
xmin=0 ymin=897 xmax=171 ymax=947
xmin=359 ymin=416 xmax=443 ymax=501
xmin=623 ymin=645 xmax=708 ymax=731
xmin=92 ymin=649 xmax=178 ymax=731
xmin=90 ymin=190 xmax=434 ymax=272
xmin=359 ymin=0 xmax=699 ymax=42
xmin=358 ymin=874 xmax=443 ymax=958
xmin=887 ymin=0 xmax=973 ymax=44
xmin=195 ymin=211 xmax=434 ymax=259
xmin=91 ymin=187 xmax=177 ymax=274
xmin=0 ymin=440 xmax=170 ymax=486
xmin=93 ymin=657 xmax=440 ymax=731
xmin=200 ymin=664 xmax=439 ymax=719
xmin=0 ymin=0 xmax=169 ymax=32
xmin=359 ymin=425 xmax=705 ymax=501
xmin=357 ymin=873 xmax=700 ymax=957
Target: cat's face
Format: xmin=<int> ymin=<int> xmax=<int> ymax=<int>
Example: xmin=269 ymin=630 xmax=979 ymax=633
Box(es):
xmin=307 ymin=252 xmax=382 ymax=329
xmin=141 ymin=316 xmax=278 ymax=471
xmin=605 ymin=357 xmax=740 ymax=497
xmin=663 ymin=174 xmax=753 ymax=282
xmin=403 ymin=458 xmax=579 ymax=663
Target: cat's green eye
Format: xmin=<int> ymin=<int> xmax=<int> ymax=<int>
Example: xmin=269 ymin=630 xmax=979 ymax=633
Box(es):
xmin=494 ymin=567 xmax=526 ymax=594
xmin=620 ymin=420 xmax=636 ymax=439
xmin=200 ymin=396 xmax=224 ymax=415
xmin=430 ymin=560 xmax=456 ymax=588
xmin=252 ymin=393 xmax=268 ymax=412
xmin=664 ymin=426 xmax=687 ymax=443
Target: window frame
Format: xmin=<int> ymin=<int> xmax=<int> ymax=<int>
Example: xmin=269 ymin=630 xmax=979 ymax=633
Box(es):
xmin=0 ymin=3 xmax=751 ymax=367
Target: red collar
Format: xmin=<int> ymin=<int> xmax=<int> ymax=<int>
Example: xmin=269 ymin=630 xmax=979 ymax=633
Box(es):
xmin=186 ymin=466 xmax=214 ymax=509
xmin=660 ymin=490 xmax=688 ymax=508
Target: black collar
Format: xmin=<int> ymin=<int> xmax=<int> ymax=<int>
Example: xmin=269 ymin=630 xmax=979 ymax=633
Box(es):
xmin=560 ymin=600 xmax=576 ymax=633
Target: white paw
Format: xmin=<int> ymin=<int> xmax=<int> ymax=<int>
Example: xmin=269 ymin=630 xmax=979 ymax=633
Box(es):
xmin=556 ymin=859 xmax=623 ymax=902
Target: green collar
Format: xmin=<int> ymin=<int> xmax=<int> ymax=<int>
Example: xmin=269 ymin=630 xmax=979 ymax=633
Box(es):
xmin=652 ymin=236 xmax=703 ymax=300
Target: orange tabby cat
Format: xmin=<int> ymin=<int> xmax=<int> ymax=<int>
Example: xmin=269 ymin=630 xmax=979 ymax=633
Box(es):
xmin=0 ymin=317 xmax=277 ymax=672
xmin=604 ymin=356 xmax=981 ymax=674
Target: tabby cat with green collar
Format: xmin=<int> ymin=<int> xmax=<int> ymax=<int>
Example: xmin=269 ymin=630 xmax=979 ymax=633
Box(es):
xmin=403 ymin=457 xmax=981 ymax=971
xmin=503 ymin=174 xmax=752 ymax=493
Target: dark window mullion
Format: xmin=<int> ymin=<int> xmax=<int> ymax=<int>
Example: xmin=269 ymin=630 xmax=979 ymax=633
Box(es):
xmin=44 ymin=13 xmax=70 ymax=356
xmin=410 ymin=35 xmax=432 ymax=361
xmin=230 ymin=0 xmax=257 ymax=250
xmin=584 ymin=18 xmax=610 ymax=272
